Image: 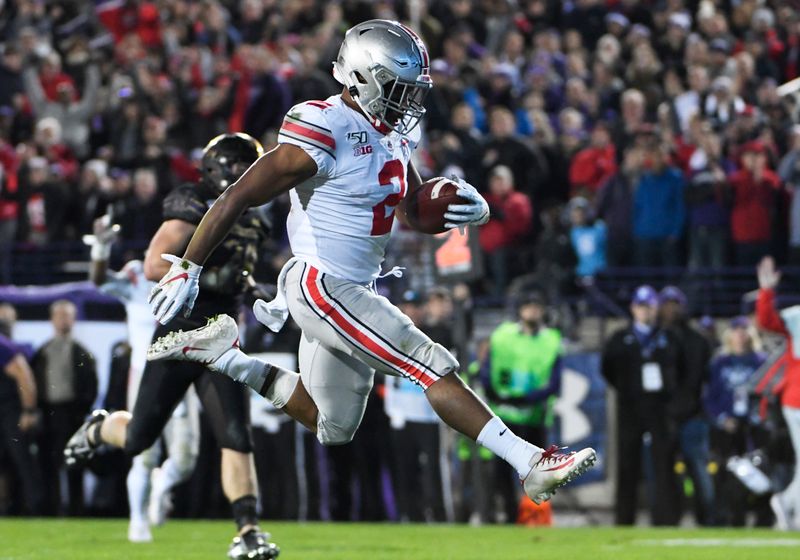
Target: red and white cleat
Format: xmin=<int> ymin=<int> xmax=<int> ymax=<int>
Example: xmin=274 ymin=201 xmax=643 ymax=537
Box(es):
xmin=523 ymin=445 xmax=597 ymax=504
xmin=147 ymin=314 xmax=239 ymax=369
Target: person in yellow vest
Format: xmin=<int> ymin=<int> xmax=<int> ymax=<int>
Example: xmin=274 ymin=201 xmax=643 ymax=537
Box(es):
xmin=480 ymin=291 xmax=562 ymax=522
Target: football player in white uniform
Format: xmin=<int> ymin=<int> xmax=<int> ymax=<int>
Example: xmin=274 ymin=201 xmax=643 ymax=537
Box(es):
xmin=84 ymin=216 xmax=199 ymax=543
xmin=147 ymin=19 xmax=596 ymax=511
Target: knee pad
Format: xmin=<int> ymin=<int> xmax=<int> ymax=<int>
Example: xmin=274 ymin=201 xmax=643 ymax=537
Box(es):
xmin=316 ymin=412 xmax=358 ymax=446
xmin=315 ymin=377 xmax=372 ymax=446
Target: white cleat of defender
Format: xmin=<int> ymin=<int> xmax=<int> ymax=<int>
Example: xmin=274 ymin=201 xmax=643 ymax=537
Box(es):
xmin=523 ymin=445 xmax=597 ymax=504
xmin=128 ymin=519 xmax=153 ymax=543
xmin=147 ymin=314 xmax=239 ymax=367
xmin=148 ymin=467 xmax=172 ymax=527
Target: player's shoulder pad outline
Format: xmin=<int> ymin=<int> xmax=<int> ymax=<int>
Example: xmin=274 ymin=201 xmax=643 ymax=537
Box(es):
xmin=279 ymin=100 xmax=337 ymax=159
xmin=162 ymin=183 xmax=209 ymax=225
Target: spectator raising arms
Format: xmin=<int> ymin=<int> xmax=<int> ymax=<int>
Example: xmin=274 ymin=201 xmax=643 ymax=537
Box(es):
xmin=0 ymin=0 xmax=799 ymax=290
xmin=23 ymin=61 xmax=99 ymax=160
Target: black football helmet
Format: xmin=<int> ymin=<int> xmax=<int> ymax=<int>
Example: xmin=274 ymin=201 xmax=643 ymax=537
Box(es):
xmin=201 ymin=133 xmax=264 ymax=193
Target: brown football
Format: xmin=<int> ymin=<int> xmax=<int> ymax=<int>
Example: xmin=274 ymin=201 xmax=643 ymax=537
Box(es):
xmin=403 ymin=177 xmax=466 ymax=234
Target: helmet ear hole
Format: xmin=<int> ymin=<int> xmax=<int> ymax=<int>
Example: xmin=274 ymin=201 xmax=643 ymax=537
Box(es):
xmin=354 ymin=71 xmax=368 ymax=84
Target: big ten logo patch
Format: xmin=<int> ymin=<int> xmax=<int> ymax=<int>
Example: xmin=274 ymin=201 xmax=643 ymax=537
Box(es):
xmin=347 ymin=131 xmax=372 ymax=156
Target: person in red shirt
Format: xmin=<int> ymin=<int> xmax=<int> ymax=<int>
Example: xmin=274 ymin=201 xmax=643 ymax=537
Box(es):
xmin=0 ymin=137 xmax=19 ymax=283
xmin=729 ymin=141 xmax=781 ymax=266
xmin=37 ymin=53 xmax=75 ymax=103
xmin=568 ymin=121 xmax=617 ymax=198
xmin=479 ymin=165 xmax=533 ymax=297
xmin=756 ymin=256 xmax=800 ymax=530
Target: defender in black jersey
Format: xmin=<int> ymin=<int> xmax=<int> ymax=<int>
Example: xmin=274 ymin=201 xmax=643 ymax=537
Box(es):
xmin=65 ymin=134 xmax=279 ymax=560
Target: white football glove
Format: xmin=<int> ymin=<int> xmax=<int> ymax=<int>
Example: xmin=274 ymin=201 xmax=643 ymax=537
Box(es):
xmin=443 ymin=176 xmax=490 ymax=233
xmin=81 ymin=214 xmax=121 ymax=261
xmin=148 ymin=254 xmax=203 ymax=324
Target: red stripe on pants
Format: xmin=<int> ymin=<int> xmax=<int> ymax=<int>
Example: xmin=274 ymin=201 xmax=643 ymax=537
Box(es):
xmin=304 ymin=267 xmax=437 ymax=388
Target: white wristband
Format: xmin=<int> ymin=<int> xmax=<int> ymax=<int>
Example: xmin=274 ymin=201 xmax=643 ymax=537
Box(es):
xmin=90 ymin=242 xmax=112 ymax=261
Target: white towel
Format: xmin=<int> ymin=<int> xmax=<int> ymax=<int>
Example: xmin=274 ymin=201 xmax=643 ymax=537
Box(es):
xmin=253 ymin=257 xmax=301 ymax=332
xmin=252 ymin=259 xmax=404 ymax=331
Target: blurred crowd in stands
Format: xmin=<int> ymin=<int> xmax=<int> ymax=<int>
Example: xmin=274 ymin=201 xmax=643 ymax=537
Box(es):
xmin=1 ymin=0 xmax=800 ymax=531
xmin=0 ymin=0 xmax=800 ymax=293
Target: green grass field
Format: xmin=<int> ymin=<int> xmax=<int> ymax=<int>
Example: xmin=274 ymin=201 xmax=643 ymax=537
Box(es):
xmin=1 ymin=520 xmax=798 ymax=560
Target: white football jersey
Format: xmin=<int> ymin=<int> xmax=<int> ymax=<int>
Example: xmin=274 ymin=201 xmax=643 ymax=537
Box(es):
xmin=99 ymin=261 xmax=157 ymax=401
xmin=277 ymin=95 xmax=419 ymax=284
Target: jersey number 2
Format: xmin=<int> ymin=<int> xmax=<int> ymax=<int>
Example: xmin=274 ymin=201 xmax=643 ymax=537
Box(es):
xmin=371 ymin=159 xmax=406 ymax=236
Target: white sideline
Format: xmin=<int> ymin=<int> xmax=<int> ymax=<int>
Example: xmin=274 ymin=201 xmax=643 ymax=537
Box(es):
xmin=634 ymin=538 xmax=800 ymax=548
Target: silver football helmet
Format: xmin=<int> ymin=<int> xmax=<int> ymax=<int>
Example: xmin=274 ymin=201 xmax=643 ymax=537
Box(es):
xmin=333 ymin=19 xmax=432 ymax=135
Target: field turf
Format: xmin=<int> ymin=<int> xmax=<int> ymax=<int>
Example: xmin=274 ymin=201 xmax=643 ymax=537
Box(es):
xmin=1 ymin=519 xmax=798 ymax=560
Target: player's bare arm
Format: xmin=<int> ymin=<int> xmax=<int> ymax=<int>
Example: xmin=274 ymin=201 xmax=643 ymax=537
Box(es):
xmin=395 ymin=160 xmax=423 ymax=228
xmin=143 ymin=219 xmax=197 ymax=281
xmin=149 ymin=144 xmax=316 ymax=323
xmin=186 ymin=144 xmax=316 ymax=266
xmin=89 ymin=258 xmax=109 ymax=287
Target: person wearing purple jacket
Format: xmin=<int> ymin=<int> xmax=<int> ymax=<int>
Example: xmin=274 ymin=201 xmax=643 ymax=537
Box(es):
xmin=595 ymin=145 xmax=639 ymax=266
xmin=685 ymin=126 xmax=733 ymax=270
xmin=704 ymin=317 xmax=766 ymax=526
xmin=0 ymin=314 xmax=44 ymax=515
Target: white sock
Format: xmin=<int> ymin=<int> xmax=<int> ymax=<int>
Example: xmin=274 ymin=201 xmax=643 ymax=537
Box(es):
xmin=127 ymin=456 xmax=151 ymax=524
xmin=213 ymin=348 xmax=272 ymax=392
xmin=213 ymin=348 xmax=299 ymax=408
xmin=159 ymin=457 xmax=190 ymax=492
xmin=477 ymin=416 xmax=542 ymax=479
